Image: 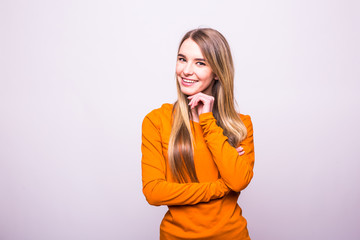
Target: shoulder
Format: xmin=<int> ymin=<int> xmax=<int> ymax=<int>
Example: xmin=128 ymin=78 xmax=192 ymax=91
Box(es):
xmin=239 ymin=113 xmax=253 ymax=131
xmin=142 ymin=103 xmax=173 ymax=129
xmin=239 ymin=113 xmax=251 ymax=122
xmin=145 ymin=103 xmax=173 ymax=120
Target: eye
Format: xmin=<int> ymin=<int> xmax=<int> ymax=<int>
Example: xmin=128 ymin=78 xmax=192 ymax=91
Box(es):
xmin=196 ymin=61 xmax=206 ymax=66
xmin=178 ymin=57 xmax=186 ymax=62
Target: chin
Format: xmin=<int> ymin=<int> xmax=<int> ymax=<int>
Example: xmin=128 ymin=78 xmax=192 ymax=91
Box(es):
xmin=180 ymin=88 xmax=200 ymax=96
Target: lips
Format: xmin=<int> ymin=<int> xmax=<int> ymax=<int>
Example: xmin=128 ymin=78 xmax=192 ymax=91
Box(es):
xmin=183 ymin=78 xmax=197 ymax=83
xmin=181 ymin=77 xmax=198 ymax=86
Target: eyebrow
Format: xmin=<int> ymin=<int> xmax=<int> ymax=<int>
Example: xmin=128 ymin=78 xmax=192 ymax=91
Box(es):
xmin=178 ymin=53 xmax=206 ymax=62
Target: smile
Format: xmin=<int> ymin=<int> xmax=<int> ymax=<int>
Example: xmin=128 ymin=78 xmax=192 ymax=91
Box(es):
xmin=182 ymin=78 xmax=198 ymax=83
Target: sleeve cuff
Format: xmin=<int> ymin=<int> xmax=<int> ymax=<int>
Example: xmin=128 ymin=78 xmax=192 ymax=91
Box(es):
xmin=199 ymin=112 xmax=221 ymax=139
xmin=199 ymin=112 xmax=215 ymax=123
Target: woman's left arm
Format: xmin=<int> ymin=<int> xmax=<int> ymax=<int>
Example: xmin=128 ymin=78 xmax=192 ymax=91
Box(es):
xmin=199 ymin=112 xmax=255 ymax=192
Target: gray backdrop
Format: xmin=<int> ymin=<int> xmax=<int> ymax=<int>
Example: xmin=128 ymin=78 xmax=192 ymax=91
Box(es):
xmin=1 ymin=0 xmax=359 ymax=239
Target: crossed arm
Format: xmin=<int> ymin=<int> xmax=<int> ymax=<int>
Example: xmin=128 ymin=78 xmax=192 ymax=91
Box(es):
xmin=141 ymin=109 xmax=255 ymax=206
xmin=141 ymin=115 xmax=230 ymax=206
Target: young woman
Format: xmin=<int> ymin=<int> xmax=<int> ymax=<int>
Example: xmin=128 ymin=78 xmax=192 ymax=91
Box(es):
xmin=141 ymin=28 xmax=255 ymax=240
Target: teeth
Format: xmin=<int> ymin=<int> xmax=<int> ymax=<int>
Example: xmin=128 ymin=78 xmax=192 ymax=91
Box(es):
xmin=183 ymin=78 xmax=196 ymax=83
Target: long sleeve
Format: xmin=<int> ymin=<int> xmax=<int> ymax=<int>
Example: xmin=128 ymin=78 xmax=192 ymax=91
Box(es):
xmin=199 ymin=112 xmax=255 ymax=192
xmin=141 ymin=112 xmax=230 ymax=206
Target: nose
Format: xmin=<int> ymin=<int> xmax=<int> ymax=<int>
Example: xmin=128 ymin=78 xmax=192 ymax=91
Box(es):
xmin=183 ymin=62 xmax=193 ymax=76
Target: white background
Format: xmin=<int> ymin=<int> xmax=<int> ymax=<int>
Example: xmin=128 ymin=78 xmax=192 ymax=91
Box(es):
xmin=1 ymin=0 xmax=359 ymax=239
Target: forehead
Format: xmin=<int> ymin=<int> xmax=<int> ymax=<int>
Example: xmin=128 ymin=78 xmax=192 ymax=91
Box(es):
xmin=178 ymin=39 xmax=204 ymax=58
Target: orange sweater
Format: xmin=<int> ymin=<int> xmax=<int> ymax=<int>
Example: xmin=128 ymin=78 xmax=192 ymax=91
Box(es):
xmin=141 ymin=104 xmax=255 ymax=240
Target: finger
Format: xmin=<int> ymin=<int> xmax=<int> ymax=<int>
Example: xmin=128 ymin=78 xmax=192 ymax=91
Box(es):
xmin=187 ymin=95 xmax=197 ymax=108
xmin=188 ymin=93 xmax=211 ymax=101
xmin=188 ymin=93 xmax=213 ymax=110
xmin=236 ymin=146 xmax=243 ymax=152
xmin=197 ymin=92 xmax=214 ymax=100
xmin=188 ymin=92 xmax=209 ymax=100
xmin=198 ymin=94 xmax=214 ymax=103
xmin=191 ymin=95 xmax=201 ymax=109
xmin=193 ymin=95 xmax=208 ymax=106
xmin=238 ymin=151 xmax=245 ymax=156
xmin=188 ymin=98 xmax=194 ymax=107
xmin=195 ymin=95 xmax=213 ymax=114
xmin=188 ymin=96 xmax=195 ymax=108
xmin=195 ymin=92 xmax=211 ymax=97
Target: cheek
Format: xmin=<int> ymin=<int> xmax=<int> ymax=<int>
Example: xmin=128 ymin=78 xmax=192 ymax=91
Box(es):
xmin=199 ymin=70 xmax=214 ymax=82
xmin=175 ymin=64 xmax=183 ymax=75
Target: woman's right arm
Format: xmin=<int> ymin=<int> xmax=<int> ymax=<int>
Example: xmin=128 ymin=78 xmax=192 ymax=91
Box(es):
xmin=141 ymin=113 xmax=230 ymax=206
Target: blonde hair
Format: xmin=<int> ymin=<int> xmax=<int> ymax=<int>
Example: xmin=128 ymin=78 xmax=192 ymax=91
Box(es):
xmin=168 ymin=28 xmax=247 ymax=183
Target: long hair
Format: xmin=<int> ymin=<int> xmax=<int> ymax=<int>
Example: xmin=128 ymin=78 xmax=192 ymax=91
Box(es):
xmin=168 ymin=28 xmax=248 ymax=183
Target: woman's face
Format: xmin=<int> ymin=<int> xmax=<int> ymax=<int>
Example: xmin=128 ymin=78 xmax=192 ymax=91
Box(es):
xmin=176 ymin=39 xmax=217 ymax=96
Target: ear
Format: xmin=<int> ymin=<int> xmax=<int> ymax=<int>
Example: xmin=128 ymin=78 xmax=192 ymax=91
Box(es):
xmin=214 ymin=75 xmax=219 ymax=80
